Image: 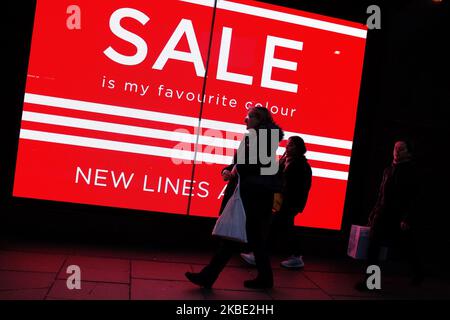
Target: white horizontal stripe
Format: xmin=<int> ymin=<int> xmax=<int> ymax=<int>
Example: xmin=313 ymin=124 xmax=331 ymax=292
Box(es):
xmin=22 ymin=111 xmax=350 ymax=165
xmin=306 ymin=151 xmax=350 ymax=165
xmin=20 ymin=129 xmax=348 ymax=180
xmin=180 ymin=0 xmax=367 ymax=39
xmin=20 ymin=129 xmax=232 ymax=164
xmin=22 ymin=111 xmax=241 ymax=150
xmin=311 ymin=167 xmax=348 ymax=181
xmin=24 ymin=92 xmax=200 ymax=127
xmin=24 ymin=93 xmax=353 ymax=150
xmin=276 ymin=147 xmax=350 ymax=165
xmin=283 ymin=132 xmax=352 ymax=150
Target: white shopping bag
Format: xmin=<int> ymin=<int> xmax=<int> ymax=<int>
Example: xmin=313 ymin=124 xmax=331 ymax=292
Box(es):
xmin=347 ymin=225 xmax=371 ymax=259
xmin=212 ymin=174 xmax=247 ymax=243
xmin=347 ymin=225 xmax=388 ymax=260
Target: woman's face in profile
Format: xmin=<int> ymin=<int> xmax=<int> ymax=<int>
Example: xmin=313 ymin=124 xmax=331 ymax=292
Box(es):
xmin=244 ymin=111 xmax=260 ymax=129
xmin=393 ymin=141 xmax=409 ymax=162
xmin=286 ymin=139 xmax=296 ymax=155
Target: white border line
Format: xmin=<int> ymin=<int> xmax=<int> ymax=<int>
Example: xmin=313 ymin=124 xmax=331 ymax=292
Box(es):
xmin=180 ymin=0 xmax=367 ymax=39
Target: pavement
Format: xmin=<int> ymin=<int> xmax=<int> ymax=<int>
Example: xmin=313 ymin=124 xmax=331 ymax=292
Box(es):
xmin=0 ymin=238 xmax=449 ymax=300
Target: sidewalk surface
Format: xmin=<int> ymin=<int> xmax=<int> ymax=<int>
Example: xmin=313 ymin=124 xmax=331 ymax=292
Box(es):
xmin=0 ymin=239 xmax=448 ymax=300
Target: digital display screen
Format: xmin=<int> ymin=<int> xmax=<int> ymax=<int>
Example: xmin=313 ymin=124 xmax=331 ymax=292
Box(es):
xmin=13 ymin=0 xmax=367 ymax=230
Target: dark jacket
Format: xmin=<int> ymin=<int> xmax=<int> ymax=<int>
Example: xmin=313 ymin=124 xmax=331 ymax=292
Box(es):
xmin=369 ymin=160 xmax=419 ymax=237
xmin=279 ymin=154 xmax=312 ymax=213
xmin=219 ymin=122 xmax=284 ymax=214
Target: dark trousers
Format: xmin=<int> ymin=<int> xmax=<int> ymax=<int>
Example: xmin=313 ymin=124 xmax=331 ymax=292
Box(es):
xmin=367 ymin=224 xmax=424 ymax=279
xmin=270 ymin=206 xmax=302 ymax=256
xmin=200 ymin=190 xmax=273 ymax=285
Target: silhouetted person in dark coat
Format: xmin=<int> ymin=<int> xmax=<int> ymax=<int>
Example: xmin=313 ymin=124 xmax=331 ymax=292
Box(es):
xmin=185 ymin=107 xmax=284 ymax=289
xmin=357 ymin=140 xmax=424 ymax=290
xmin=272 ymin=136 xmax=312 ymax=268
xmin=240 ymin=136 xmax=312 ymax=269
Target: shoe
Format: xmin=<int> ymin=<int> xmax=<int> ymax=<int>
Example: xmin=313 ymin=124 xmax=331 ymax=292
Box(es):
xmin=240 ymin=252 xmax=256 ymax=266
xmin=244 ymin=278 xmax=273 ymax=289
xmin=280 ymin=255 xmax=304 ymax=269
xmin=185 ymin=272 xmax=212 ymax=289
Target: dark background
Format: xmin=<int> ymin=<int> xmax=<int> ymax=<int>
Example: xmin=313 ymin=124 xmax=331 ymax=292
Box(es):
xmin=2 ymin=1 xmax=449 ymax=261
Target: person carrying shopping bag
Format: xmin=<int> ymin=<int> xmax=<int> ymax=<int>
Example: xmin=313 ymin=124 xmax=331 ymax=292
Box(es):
xmin=185 ymin=107 xmax=284 ymax=289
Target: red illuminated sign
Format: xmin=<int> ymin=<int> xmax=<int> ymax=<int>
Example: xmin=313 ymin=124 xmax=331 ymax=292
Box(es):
xmin=13 ymin=0 xmax=367 ymax=230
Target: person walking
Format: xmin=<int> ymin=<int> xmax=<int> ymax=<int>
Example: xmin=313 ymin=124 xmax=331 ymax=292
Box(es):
xmin=356 ymin=140 xmax=425 ymax=290
xmin=185 ymin=107 xmax=284 ymax=289
xmin=240 ymin=136 xmax=312 ymax=269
